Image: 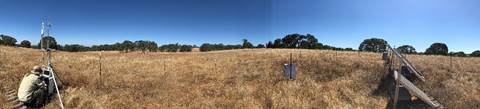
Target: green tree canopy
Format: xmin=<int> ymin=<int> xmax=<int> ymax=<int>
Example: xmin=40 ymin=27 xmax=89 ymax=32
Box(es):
xmin=159 ymin=43 xmax=193 ymax=52
xmin=179 ymin=45 xmax=193 ymax=52
xmin=39 ymin=36 xmax=58 ymax=49
xmin=200 ymin=43 xmax=241 ymax=52
xmin=20 ymin=40 xmax=31 ymax=48
xmin=450 ymin=51 xmax=467 ymax=57
xmin=0 ymin=34 xmax=17 ymax=46
xmin=273 ymin=38 xmax=282 ymax=48
xmin=121 ymin=40 xmax=135 ymax=52
xmin=265 ymin=33 xmax=352 ymax=51
xmin=63 ymin=44 xmax=89 ymax=52
xmin=134 ymin=40 xmax=158 ymax=52
xmin=358 ymin=38 xmax=388 ymax=52
xmin=425 ymin=43 xmax=448 ymax=55
xmin=135 ymin=40 xmax=147 ymax=52
xmin=299 ymin=34 xmax=318 ymax=49
xmin=91 ymin=44 xmax=118 ymax=51
xmin=146 ymin=41 xmax=158 ymax=52
xmin=242 ymin=39 xmax=254 ymax=48
xmin=266 ymin=41 xmax=273 ymax=48
xmin=159 ymin=43 xmax=180 ymax=52
xmin=256 ymin=44 xmax=265 ymax=48
xmin=470 ymin=50 xmax=480 ymax=57
xmin=396 ymin=45 xmax=416 ymax=54
xmin=282 ymin=34 xmax=305 ymax=48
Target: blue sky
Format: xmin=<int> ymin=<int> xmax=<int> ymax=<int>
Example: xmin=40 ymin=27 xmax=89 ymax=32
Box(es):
xmin=1 ymin=0 xmax=479 ymax=52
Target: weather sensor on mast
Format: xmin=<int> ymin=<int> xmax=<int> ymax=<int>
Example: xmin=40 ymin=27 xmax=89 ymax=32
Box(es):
xmin=40 ymin=19 xmax=52 ymax=50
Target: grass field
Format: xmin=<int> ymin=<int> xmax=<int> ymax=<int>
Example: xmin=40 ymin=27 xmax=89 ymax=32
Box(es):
xmin=0 ymin=46 xmax=479 ymax=109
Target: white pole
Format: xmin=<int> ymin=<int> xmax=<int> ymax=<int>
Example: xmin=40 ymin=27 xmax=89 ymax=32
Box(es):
xmin=48 ymin=50 xmax=65 ymax=109
xmin=49 ymin=67 xmax=65 ymax=109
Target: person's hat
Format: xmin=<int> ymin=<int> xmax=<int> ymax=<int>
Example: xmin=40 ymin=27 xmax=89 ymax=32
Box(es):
xmin=31 ymin=66 xmax=42 ymax=74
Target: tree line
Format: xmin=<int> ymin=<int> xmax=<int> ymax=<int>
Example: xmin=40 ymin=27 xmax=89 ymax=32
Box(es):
xmin=2 ymin=34 xmax=480 ymax=57
xmin=357 ymin=38 xmax=480 ymax=57
xmin=0 ymin=34 xmax=193 ymax=52
xmin=159 ymin=43 xmax=194 ymax=52
xmin=264 ymin=34 xmax=353 ymax=51
xmin=199 ymin=34 xmax=353 ymax=52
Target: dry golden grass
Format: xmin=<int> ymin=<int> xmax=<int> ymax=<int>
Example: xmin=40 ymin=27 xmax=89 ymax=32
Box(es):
xmin=0 ymin=46 xmax=478 ymax=109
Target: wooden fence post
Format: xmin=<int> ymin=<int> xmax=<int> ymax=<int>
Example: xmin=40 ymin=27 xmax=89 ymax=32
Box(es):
xmin=99 ymin=51 xmax=102 ymax=77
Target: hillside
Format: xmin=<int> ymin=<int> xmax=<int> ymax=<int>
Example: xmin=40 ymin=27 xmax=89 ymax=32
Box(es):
xmin=0 ymin=46 xmax=478 ymax=109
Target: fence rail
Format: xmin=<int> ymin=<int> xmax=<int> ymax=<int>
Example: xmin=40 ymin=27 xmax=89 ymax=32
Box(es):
xmin=387 ymin=45 xmax=426 ymax=82
xmin=394 ymin=71 xmax=442 ymax=108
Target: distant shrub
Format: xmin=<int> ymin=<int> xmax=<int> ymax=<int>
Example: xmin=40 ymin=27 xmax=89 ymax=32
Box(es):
xmin=470 ymin=50 xmax=480 ymax=57
xmin=450 ymin=51 xmax=467 ymax=57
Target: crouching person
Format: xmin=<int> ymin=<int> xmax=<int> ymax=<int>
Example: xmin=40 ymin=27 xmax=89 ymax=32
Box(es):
xmin=18 ymin=66 xmax=48 ymax=108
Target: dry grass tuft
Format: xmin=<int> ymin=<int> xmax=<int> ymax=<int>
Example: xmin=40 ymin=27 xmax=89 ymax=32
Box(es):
xmin=0 ymin=46 xmax=478 ymax=109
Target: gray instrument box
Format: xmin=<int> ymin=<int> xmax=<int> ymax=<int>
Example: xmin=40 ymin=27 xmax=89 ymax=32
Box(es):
xmin=283 ymin=64 xmax=296 ymax=80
